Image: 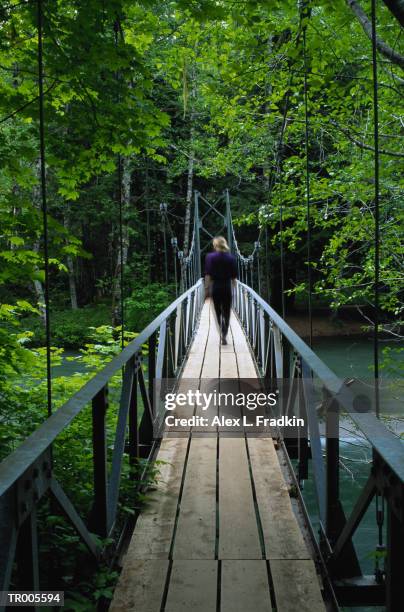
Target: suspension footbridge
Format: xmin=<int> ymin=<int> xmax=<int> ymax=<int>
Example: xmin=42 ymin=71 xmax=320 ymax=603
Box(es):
xmin=110 ymin=300 xmax=325 ymax=612
xmin=0 ymin=0 xmax=403 ymax=608
xmin=1 ymin=191 xmax=403 ymax=611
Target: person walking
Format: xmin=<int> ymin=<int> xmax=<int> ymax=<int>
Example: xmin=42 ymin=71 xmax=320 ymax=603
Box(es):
xmin=204 ymin=236 xmax=237 ymax=345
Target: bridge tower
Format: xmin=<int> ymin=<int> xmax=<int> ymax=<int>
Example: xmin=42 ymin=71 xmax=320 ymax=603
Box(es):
xmin=193 ymin=189 xmax=234 ymax=277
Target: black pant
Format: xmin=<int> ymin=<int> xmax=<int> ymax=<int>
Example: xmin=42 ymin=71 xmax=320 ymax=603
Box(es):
xmin=212 ymin=280 xmax=232 ymax=338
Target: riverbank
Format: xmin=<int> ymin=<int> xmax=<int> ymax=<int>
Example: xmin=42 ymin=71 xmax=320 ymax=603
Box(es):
xmin=286 ymin=314 xmax=365 ymax=338
xmin=287 ymin=311 xmax=372 ymax=339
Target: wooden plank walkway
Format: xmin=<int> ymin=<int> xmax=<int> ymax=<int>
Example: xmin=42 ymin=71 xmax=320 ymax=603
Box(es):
xmin=111 ymin=300 xmax=326 ymax=612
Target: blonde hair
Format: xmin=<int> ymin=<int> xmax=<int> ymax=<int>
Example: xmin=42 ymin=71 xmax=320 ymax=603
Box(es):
xmin=213 ymin=236 xmax=230 ymax=252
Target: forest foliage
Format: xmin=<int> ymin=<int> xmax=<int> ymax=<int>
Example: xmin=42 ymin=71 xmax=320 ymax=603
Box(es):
xmin=0 ymin=0 xmax=403 ymax=437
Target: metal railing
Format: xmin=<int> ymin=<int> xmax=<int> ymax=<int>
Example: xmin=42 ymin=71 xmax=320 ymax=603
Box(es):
xmin=233 ymin=280 xmax=404 ymax=610
xmin=0 ymin=279 xmax=204 ymax=598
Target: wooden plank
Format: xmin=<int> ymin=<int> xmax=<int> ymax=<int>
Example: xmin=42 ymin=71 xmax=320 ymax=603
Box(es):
xmin=201 ymin=306 xmax=220 ymax=378
xmin=231 ymin=334 xmax=250 ymax=354
xmin=173 ymin=437 xmax=217 ymax=559
xmin=207 ymin=300 xmax=220 ymax=344
xmin=201 ymin=350 xmax=220 ymax=378
xmin=193 ymin=378 xmax=218 ymax=432
xmin=110 ymin=559 xmax=168 ymax=612
xmin=230 ymin=317 xmax=250 ymax=352
xmin=227 ymin=322 xmax=237 ymax=350
xmin=218 ymin=375 xmax=243 ymax=433
xmin=235 ymin=351 xmax=257 ymax=378
xmin=167 ymin=379 xmax=199 ymax=433
xmin=189 ymin=325 xmax=209 ymax=354
xmin=220 ymin=351 xmax=238 ymax=378
xmin=220 ymin=343 xmax=235 ymax=352
xmin=182 ymin=351 xmax=205 ymax=378
xmin=184 ymin=303 xmax=209 ymax=380
xmin=221 ymin=560 xmax=272 ymax=612
xmin=123 ymin=438 xmax=187 ymax=560
xmin=183 ymin=305 xmax=208 ymax=370
xmin=247 ymin=437 xmax=310 ymax=560
xmin=230 ymin=317 xmax=258 ymax=378
xmin=219 ymin=437 xmax=262 ymax=559
xmin=270 ymin=559 xmax=325 ymax=612
xmin=165 ymin=560 xmax=217 ymax=612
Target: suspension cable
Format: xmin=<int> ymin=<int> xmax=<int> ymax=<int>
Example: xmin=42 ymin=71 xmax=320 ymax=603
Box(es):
xmin=117 ymin=153 xmax=124 ymax=351
xmin=264 ymin=226 xmax=270 ymax=302
xmin=266 ymin=21 xmax=304 ymax=319
xmin=276 ymin=84 xmax=293 ymax=319
xmin=171 ymin=237 xmax=179 ymax=296
xmin=235 ymin=68 xmax=294 ymax=309
xmin=303 ymin=23 xmax=313 ymax=348
xmin=160 ymin=203 xmax=169 ymax=285
xmin=37 ymin=0 xmax=52 ymax=417
xmin=145 ymin=169 xmax=152 ymax=285
xmin=371 ymin=0 xmax=380 ymax=418
xmin=114 ymin=17 xmax=124 ymax=352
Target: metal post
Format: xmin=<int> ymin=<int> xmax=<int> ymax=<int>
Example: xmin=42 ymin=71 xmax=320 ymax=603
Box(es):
xmin=16 ymin=509 xmax=39 ymax=591
xmin=326 ymin=395 xmax=340 ymax=544
xmin=91 ymin=385 xmax=109 ymax=537
xmin=128 ymin=367 xmax=139 ymax=473
xmin=297 ymin=358 xmax=309 ymax=482
xmin=148 ymin=333 xmax=156 ymax=408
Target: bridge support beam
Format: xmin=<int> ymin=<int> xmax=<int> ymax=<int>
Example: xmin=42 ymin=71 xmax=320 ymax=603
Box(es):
xmin=90 ymin=385 xmax=109 ymax=538
xmin=333 ymin=576 xmax=385 ymax=607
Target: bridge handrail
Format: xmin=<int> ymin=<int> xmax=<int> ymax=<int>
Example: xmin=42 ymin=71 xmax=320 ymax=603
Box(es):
xmin=0 ymin=279 xmax=203 ymax=499
xmin=235 ymin=281 xmax=404 ymax=482
xmin=235 ymin=280 xmax=404 ymax=606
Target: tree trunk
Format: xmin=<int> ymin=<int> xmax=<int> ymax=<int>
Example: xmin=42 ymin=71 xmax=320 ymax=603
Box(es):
xmin=32 ymin=159 xmax=46 ymax=323
xmin=382 ymin=0 xmax=404 ymax=27
xmin=63 ymin=213 xmax=78 ymax=309
xmin=346 ymin=0 xmax=404 ymax=68
xmin=32 ymin=240 xmax=47 ymax=323
xmin=112 ymin=156 xmax=131 ymax=326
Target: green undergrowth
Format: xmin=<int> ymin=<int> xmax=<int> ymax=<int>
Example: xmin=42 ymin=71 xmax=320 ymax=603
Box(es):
xmin=0 ymin=324 xmax=161 ymax=610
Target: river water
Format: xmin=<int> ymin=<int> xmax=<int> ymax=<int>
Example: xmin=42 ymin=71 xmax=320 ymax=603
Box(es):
xmin=303 ymin=337 xmax=403 ymax=612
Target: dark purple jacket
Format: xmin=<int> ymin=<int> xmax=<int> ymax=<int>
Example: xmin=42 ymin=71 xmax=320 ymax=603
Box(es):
xmin=204 ymin=252 xmax=237 ymax=281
